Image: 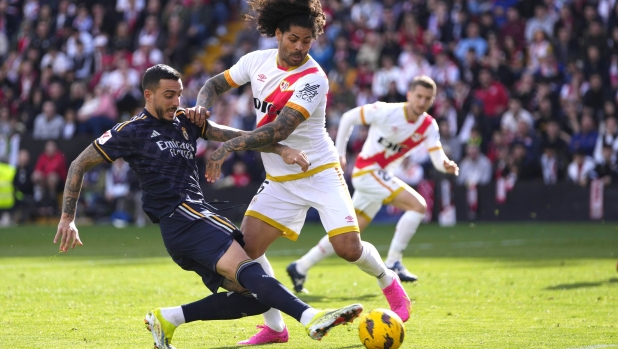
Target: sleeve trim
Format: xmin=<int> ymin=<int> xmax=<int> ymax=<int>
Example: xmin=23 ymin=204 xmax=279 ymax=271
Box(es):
xmin=427 ymin=146 xmax=442 ymax=152
xmin=224 ymin=70 xmax=240 ymax=88
xmin=93 ymin=141 xmax=113 ymax=163
xmin=285 ymin=102 xmax=311 ymax=119
xmin=201 ymin=120 xmax=208 ymax=139
xmin=360 ymin=106 xmax=366 ymax=125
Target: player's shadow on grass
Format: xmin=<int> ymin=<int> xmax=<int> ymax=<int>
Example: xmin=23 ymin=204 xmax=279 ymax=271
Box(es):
xmin=545 ymin=277 xmax=618 ymax=290
xmin=296 ymin=293 xmax=380 ymax=303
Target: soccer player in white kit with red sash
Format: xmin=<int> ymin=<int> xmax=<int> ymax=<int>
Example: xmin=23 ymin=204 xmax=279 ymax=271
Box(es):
xmin=287 ymin=76 xmax=459 ymax=291
xmin=188 ymin=0 xmax=413 ymax=345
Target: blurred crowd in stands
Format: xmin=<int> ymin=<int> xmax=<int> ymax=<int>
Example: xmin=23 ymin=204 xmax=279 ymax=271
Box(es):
xmin=0 ymin=0 xmax=617 ymax=226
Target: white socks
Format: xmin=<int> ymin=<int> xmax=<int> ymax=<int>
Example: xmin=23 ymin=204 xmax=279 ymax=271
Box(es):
xmin=385 ymin=210 xmax=424 ymax=267
xmin=295 ymin=234 xmax=335 ymax=275
xmin=299 ymin=308 xmax=319 ymax=326
xmin=160 ymin=306 xmax=185 ymax=327
xmin=254 ymin=254 xmax=286 ymax=332
xmin=351 ymin=241 xmax=394 ymax=289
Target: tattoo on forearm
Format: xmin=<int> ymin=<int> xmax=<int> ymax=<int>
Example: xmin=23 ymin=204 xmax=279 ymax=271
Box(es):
xmin=216 ymin=108 xmax=305 ymax=160
xmin=204 ymin=121 xmax=247 ymax=142
xmin=62 ymin=145 xmax=105 ymax=219
xmin=196 ymin=73 xmax=233 ymax=109
xmin=205 ymin=119 xmax=292 ymax=155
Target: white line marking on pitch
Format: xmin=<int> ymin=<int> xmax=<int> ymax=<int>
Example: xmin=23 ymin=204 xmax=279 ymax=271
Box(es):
xmin=565 ymin=345 xmax=618 ymax=349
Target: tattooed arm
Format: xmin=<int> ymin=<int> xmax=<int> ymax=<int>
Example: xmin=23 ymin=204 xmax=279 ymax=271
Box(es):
xmin=205 ymin=107 xmax=307 ymax=181
xmin=187 ymin=73 xmax=236 ymax=127
xmin=196 ymin=73 xmax=234 ymax=110
xmin=53 ymin=145 xmax=106 ymax=252
xmin=204 ymin=120 xmax=310 ymax=171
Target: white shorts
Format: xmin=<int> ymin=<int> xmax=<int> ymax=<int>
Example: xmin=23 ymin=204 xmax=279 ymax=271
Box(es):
xmin=351 ymin=169 xmax=410 ymax=221
xmin=245 ymin=166 xmax=359 ymax=241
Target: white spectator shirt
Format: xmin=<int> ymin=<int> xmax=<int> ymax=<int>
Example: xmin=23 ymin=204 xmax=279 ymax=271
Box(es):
xmin=342 ymin=102 xmax=441 ymax=174
xmin=225 ymin=49 xmax=337 ymax=180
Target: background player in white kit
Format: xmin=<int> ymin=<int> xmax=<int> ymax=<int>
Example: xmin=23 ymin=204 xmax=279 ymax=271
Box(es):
xmin=287 ymin=76 xmax=460 ymax=292
xmin=189 ymin=0 xmax=412 ymax=345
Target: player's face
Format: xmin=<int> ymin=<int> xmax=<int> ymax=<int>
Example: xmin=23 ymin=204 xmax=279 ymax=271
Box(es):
xmin=276 ymin=25 xmax=313 ymax=68
xmin=407 ymin=86 xmax=435 ymax=116
xmin=149 ymin=79 xmax=182 ymax=123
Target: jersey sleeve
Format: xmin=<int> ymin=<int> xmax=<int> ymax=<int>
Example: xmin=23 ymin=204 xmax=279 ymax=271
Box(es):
xmin=92 ymin=124 xmax=134 ymax=163
xmin=284 ymin=73 xmax=329 ymax=119
xmin=225 ymin=51 xmax=259 ymax=88
xmin=423 ymin=119 xmax=442 ymax=152
xmin=357 ymin=102 xmax=383 ymax=125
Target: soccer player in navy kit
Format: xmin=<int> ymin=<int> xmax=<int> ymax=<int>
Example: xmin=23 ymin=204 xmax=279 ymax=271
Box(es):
xmin=53 ymin=64 xmax=363 ymax=349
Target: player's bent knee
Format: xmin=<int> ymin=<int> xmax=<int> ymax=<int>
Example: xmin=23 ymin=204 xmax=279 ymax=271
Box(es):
xmin=331 ymin=232 xmax=363 ymax=262
xmin=415 ymin=196 xmax=427 ymax=214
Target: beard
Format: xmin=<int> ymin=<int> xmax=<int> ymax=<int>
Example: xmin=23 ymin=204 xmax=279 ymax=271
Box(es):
xmin=284 ymin=51 xmax=306 ymax=66
xmin=155 ymin=105 xmax=177 ymax=123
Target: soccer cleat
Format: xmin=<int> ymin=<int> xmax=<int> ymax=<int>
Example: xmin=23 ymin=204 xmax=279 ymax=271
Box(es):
xmin=237 ymin=324 xmax=289 ymax=345
xmin=305 ymin=303 xmax=363 ymax=340
xmin=144 ymin=309 xmax=177 ymax=349
xmin=388 ymin=261 xmax=418 ymax=282
xmin=382 ymin=271 xmax=412 ymax=322
xmin=286 ymin=262 xmax=307 ymax=293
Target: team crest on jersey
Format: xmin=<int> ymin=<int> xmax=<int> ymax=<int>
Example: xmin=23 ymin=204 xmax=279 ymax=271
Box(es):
xmin=181 ymin=127 xmax=189 ymax=140
xmin=98 ymin=130 xmax=112 ymax=145
xmin=279 ymin=80 xmax=290 ymax=91
xmin=411 ymin=132 xmax=423 ymax=142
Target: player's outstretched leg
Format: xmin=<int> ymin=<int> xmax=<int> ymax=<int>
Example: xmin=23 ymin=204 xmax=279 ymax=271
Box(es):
xmin=238 ymin=254 xmax=289 ymax=345
xmin=145 ymin=292 xmax=271 ymax=349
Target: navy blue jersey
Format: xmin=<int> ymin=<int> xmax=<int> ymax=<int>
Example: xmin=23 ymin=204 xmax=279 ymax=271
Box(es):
xmin=92 ymin=108 xmax=208 ymax=222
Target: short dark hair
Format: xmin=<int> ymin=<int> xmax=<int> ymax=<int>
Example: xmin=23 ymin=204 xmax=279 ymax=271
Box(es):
xmin=142 ymin=64 xmax=181 ymax=91
xmin=409 ymin=75 xmax=437 ymax=94
xmin=246 ymin=0 xmax=326 ymax=38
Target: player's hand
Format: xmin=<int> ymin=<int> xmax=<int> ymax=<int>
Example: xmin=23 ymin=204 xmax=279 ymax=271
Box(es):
xmin=339 ymin=156 xmax=347 ymax=171
xmin=186 ymin=106 xmax=210 ymax=127
xmin=444 ymin=159 xmax=459 ymax=176
xmin=54 ymin=218 xmax=83 ymax=253
xmin=206 ymin=147 xmax=231 ymax=182
xmin=281 ymin=147 xmax=310 ymax=172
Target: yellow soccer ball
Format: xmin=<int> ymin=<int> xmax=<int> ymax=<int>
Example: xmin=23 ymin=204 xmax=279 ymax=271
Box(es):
xmin=358 ymin=308 xmax=405 ymax=349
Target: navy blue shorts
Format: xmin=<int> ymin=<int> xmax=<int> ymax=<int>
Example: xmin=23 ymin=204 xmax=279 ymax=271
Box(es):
xmin=159 ymin=201 xmax=244 ymax=293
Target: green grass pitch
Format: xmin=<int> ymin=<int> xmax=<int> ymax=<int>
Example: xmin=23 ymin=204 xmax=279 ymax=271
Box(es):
xmin=2 ymin=222 xmax=617 ymax=348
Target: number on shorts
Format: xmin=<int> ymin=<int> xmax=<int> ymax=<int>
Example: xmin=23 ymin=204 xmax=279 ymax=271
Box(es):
xmin=377 ymin=169 xmax=392 ymax=182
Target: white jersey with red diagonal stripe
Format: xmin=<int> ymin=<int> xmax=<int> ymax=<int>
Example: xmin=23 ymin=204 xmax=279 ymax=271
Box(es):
xmin=354 ymin=102 xmax=440 ymax=174
xmin=225 ymin=49 xmax=338 ymax=180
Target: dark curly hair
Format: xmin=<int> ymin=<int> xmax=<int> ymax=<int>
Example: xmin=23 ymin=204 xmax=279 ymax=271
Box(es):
xmin=246 ymin=0 xmax=326 ymax=38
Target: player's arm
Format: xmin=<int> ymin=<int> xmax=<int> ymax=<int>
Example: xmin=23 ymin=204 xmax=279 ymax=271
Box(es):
xmin=205 ymin=107 xmax=306 ymax=181
xmin=428 ymin=144 xmax=458 ymax=175
xmin=188 ymin=73 xmax=236 ymax=127
xmin=335 ymin=106 xmax=367 ymax=168
xmin=204 ymin=120 xmax=309 ymax=171
xmin=54 ymin=145 xmax=106 ymax=252
xmin=426 ymin=123 xmax=459 ymax=176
